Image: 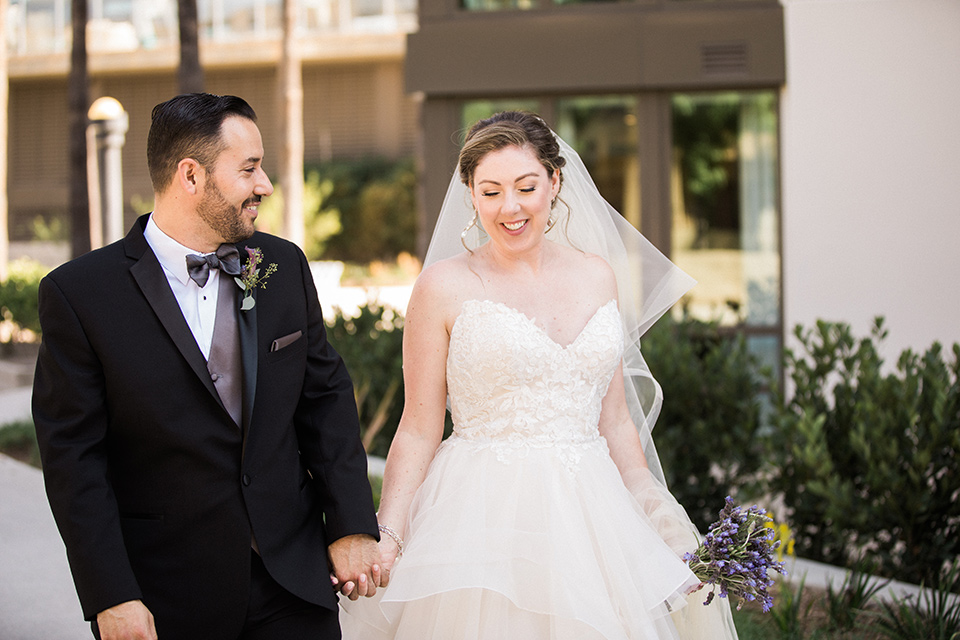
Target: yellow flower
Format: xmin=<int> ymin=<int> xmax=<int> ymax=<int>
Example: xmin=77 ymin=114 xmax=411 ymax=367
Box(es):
xmin=765 ymin=512 xmax=796 ymax=562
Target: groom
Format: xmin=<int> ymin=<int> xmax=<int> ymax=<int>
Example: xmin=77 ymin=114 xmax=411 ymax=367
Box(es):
xmin=32 ymin=93 xmax=381 ymax=639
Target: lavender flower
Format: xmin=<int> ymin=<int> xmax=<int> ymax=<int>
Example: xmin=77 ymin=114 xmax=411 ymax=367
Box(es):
xmin=683 ymin=497 xmax=787 ymax=612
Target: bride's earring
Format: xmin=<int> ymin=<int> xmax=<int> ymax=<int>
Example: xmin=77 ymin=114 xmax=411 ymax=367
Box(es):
xmin=545 ymin=196 xmax=559 ymax=233
xmin=461 ymin=211 xmax=478 ymax=251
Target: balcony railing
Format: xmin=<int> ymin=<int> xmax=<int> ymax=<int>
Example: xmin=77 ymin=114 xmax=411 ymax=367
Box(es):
xmin=7 ymin=0 xmax=418 ymax=56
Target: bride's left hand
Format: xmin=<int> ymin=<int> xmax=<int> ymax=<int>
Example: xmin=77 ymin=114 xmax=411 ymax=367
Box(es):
xmin=378 ymin=537 xmax=400 ymax=577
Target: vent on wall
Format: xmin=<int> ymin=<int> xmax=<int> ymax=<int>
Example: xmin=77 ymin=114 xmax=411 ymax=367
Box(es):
xmin=701 ymin=42 xmax=749 ymax=76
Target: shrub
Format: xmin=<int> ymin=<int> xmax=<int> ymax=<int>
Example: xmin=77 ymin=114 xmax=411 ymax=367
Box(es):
xmin=824 ymin=557 xmax=888 ymax=632
xmin=256 ymin=170 xmax=343 ymax=260
xmin=0 ymin=259 xmax=48 ymax=343
xmin=762 ymin=318 xmax=960 ymax=586
xmin=313 ymin=157 xmax=417 ymax=263
xmin=770 ymin=574 xmax=814 ymax=640
xmin=0 ymin=421 xmax=41 ymax=468
xmin=257 ymin=157 xmax=416 ymax=263
xmin=875 ymin=563 xmax=960 ymax=640
xmin=325 ymin=301 xmax=404 ymax=458
xmin=642 ymin=315 xmax=766 ymax=533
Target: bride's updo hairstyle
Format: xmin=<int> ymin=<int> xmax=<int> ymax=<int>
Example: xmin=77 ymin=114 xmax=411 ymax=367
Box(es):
xmin=458 ymin=111 xmax=566 ymax=191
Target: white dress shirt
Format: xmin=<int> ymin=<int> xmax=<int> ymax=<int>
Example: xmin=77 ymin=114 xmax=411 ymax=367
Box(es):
xmin=143 ymin=214 xmax=220 ymax=360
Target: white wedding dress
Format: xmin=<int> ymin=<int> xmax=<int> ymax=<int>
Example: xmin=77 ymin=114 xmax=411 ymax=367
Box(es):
xmin=340 ymin=299 xmax=715 ymax=639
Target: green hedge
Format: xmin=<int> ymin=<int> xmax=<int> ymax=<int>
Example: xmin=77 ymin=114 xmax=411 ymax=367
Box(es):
xmin=325 ymin=302 xmax=405 ymax=458
xmin=257 ymin=157 xmax=418 ymax=263
xmin=309 ymin=157 xmax=417 ymax=263
xmin=762 ymin=318 xmax=960 ymax=586
xmin=642 ymin=315 xmax=766 ymax=533
xmin=0 ymin=259 xmax=47 ymax=343
xmin=0 ymin=421 xmax=41 ymax=467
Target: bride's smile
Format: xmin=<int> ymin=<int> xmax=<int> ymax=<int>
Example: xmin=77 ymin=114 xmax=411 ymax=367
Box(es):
xmin=469 ymin=143 xmax=560 ymax=250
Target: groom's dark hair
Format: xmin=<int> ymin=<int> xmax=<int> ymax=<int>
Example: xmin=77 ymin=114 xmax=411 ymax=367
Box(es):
xmin=147 ymin=92 xmax=257 ymax=192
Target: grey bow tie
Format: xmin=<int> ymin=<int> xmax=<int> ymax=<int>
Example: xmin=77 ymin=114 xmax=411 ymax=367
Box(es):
xmin=186 ymin=244 xmax=242 ymax=288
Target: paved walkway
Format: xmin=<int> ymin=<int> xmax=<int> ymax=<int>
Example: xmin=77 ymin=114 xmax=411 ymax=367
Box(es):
xmin=0 ymin=386 xmax=32 ymax=426
xmin=0 ymin=453 xmax=90 ymax=639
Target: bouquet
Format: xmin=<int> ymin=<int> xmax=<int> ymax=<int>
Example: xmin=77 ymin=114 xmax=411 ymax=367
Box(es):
xmin=684 ymin=497 xmax=787 ymax=612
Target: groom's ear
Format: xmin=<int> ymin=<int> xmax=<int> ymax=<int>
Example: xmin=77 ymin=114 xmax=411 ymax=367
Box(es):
xmin=176 ymin=158 xmax=204 ymax=196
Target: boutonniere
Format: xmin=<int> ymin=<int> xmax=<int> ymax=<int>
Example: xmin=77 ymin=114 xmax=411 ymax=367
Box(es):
xmin=235 ymin=247 xmax=278 ymax=311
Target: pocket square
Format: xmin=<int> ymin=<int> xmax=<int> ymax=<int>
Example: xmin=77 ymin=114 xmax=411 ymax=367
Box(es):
xmin=270 ymin=330 xmax=303 ymax=352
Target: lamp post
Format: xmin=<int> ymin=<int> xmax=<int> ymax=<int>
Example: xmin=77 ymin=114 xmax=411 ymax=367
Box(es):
xmin=87 ymin=97 xmax=128 ymax=249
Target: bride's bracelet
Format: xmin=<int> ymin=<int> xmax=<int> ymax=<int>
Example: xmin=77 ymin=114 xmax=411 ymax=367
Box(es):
xmin=377 ymin=523 xmax=404 ymax=557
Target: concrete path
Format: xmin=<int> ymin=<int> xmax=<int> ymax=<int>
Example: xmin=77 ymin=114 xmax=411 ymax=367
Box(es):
xmin=0 ymin=453 xmax=90 ymax=639
xmin=0 ymin=386 xmax=32 ymax=426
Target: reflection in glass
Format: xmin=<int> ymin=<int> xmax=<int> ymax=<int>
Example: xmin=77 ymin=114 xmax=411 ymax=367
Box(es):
xmin=670 ymin=92 xmax=779 ymax=330
xmin=461 ymin=0 xmax=536 ymax=10
xmin=555 ymin=96 xmax=640 ymax=229
xmin=461 ymin=100 xmax=542 ymax=137
xmin=8 ymin=0 xmax=418 ymax=54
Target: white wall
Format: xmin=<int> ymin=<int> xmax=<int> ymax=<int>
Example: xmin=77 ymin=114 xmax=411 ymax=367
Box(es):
xmin=780 ymin=0 xmax=960 ymax=360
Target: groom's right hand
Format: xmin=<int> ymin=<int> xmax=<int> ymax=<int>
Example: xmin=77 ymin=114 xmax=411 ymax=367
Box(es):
xmin=96 ymin=600 xmax=157 ymax=640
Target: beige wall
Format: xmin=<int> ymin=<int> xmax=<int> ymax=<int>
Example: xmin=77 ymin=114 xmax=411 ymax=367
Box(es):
xmin=780 ymin=0 xmax=960 ymax=357
xmin=7 ymin=55 xmax=419 ymax=240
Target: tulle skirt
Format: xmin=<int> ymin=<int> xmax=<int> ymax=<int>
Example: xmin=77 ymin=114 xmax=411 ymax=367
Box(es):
xmin=341 ymin=435 xmax=712 ymax=639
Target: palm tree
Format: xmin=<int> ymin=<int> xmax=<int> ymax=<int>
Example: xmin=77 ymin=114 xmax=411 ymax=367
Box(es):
xmin=68 ymin=0 xmax=90 ymax=258
xmin=279 ymin=0 xmax=304 ymax=247
xmin=177 ymin=0 xmax=204 ymax=93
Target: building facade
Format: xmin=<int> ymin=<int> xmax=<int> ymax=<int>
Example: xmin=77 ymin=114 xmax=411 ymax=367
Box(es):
xmin=6 ymin=0 xmax=421 ymax=243
xmin=406 ymin=0 xmax=786 ymax=367
xmin=405 ymin=0 xmax=960 ymax=364
xmin=7 ymin=0 xmax=959 ymax=361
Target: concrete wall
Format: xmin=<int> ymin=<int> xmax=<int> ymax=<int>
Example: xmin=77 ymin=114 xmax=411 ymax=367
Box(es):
xmin=780 ymin=0 xmax=960 ymax=358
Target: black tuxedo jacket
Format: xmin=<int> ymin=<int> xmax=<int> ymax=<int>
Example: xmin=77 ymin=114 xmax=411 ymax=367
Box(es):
xmin=32 ymin=214 xmax=377 ymax=638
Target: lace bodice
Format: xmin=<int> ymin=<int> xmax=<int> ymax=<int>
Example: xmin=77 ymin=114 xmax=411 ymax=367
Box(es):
xmin=446 ymin=299 xmax=624 ymax=456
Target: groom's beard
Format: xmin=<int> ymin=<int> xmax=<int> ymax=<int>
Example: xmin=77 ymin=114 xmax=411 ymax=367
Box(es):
xmin=197 ymin=177 xmax=258 ymax=244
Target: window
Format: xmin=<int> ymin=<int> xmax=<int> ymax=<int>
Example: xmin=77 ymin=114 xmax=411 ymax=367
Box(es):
xmin=460 ymin=0 xmax=536 ymax=11
xmin=461 ymin=92 xmax=782 ymax=371
xmin=555 ymin=96 xmax=640 ymax=229
xmin=670 ymin=91 xmax=780 ymax=369
xmin=461 ymin=100 xmax=542 ymax=132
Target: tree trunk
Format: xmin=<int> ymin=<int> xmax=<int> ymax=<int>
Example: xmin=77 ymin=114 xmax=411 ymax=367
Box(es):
xmin=68 ymin=0 xmax=90 ymax=259
xmin=279 ymin=0 xmax=304 ymax=248
xmin=177 ymin=0 xmax=204 ymax=94
xmin=0 ymin=0 xmax=9 ymax=280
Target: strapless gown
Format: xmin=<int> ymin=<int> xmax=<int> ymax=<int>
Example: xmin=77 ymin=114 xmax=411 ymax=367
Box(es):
xmin=340 ymin=299 xmax=711 ymax=639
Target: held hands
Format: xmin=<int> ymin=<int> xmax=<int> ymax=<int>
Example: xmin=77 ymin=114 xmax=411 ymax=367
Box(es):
xmin=328 ymin=533 xmax=386 ymax=601
xmin=377 ymin=535 xmax=401 ymax=575
xmin=96 ymin=600 xmax=157 ymax=640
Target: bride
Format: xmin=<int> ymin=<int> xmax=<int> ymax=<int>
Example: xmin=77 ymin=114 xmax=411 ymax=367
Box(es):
xmin=339 ymin=111 xmax=739 ymax=639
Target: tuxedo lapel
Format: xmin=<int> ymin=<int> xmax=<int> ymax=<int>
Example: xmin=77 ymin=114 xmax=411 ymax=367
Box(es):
xmin=125 ymin=216 xmax=226 ymax=413
xmin=237 ymin=287 xmax=257 ymax=458
xmin=232 ymin=242 xmax=259 ymax=457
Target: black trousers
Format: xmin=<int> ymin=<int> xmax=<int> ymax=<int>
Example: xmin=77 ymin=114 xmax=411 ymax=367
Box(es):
xmin=239 ymin=550 xmax=340 ymax=640
xmin=92 ymin=551 xmax=340 ymax=640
